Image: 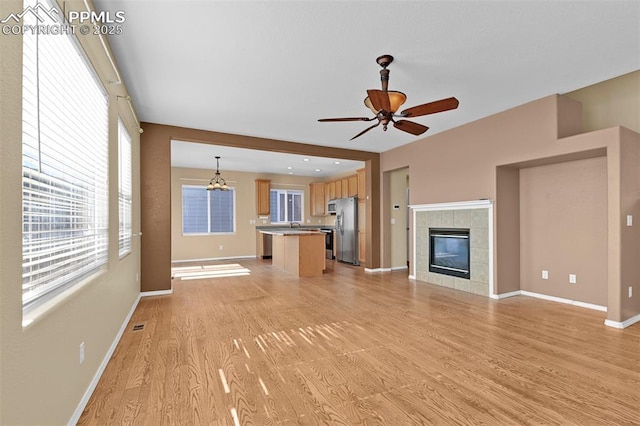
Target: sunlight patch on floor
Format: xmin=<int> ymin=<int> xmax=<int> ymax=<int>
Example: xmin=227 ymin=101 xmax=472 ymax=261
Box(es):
xmin=172 ymin=263 xmax=251 ymax=280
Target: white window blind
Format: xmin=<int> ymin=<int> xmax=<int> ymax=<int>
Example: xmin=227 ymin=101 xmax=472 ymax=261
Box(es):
xmin=270 ymin=189 xmax=303 ymax=223
xmin=118 ymin=118 xmax=132 ymax=257
xmin=22 ymin=0 xmax=109 ymax=312
xmin=182 ymin=186 xmax=235 ymax=234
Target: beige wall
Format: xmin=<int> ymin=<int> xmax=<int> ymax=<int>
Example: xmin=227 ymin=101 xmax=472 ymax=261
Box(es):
xmin=389 ymin=168 xmax=409 ymax=268
xmin=171 ymin=167 xmax=327 ymax=261
xmin=520 ymin=157 xmax=608 ymax=306
xmin=382 ymin=73 xmax=640 ymax=323
xmin=566 ymin=70 xmax=640 ymax=134
xmin=0 ymin=1 xmax=142 ymax=424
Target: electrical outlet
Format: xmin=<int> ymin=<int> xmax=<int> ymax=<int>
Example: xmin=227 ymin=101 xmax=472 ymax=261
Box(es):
xmin=629 ymin=286 xmax=633 ymax=298
xmin=542 ymin=270 xmax=549 ymax=280
xmin=219 ymin=245 xmax=223 ymax=250
xmin=569 ymin=274 xmax=577 ymax=284
xmin=79 ymin=342 xmax=85 ymax=364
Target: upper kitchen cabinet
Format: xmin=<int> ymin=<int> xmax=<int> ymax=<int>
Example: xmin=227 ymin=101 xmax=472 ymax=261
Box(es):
xmin=255 ymin=179 xmax=271 ymax=216
xmin=348 ymin=175 xmax=358 ymax=197
xmin=310 ymin=183 xmax=325 ymax=216
xmin=335 ymin=179 xmax=343 ymax=199
xmin=325 ymin=181 xmax=336 ymax=205
xmin=357 ymin=168 xmax=366 ymax=200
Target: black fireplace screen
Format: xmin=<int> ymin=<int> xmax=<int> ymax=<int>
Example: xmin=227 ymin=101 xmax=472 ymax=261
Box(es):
xmin=429 ymin=228 xmax=470 ymax=279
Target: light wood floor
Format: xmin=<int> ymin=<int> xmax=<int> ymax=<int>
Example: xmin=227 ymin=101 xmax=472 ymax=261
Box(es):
xmin=79 ymin=259 xmax=640 ymax=425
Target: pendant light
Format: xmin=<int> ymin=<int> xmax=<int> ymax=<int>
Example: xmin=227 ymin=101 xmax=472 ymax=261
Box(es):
xmin=206 ymin=156 xmax=229 ymax=191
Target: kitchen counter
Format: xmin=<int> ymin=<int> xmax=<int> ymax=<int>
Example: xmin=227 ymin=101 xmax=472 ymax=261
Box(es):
xmin=259 ymin=229 xmax=325 ymax=277
xmin=259 ymin=229 xmax=324 ymax=236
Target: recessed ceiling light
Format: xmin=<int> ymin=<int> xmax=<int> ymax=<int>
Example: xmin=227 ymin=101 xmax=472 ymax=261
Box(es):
xmin=315 ymin=168 xmax=321 ymax=172
xmin=303 ymin=158 xmax=310 ymax=162
xmin=287 ymin=166 xmax=293 ymax=170
xmin=334 ymin=161 xmax=341 ymax=165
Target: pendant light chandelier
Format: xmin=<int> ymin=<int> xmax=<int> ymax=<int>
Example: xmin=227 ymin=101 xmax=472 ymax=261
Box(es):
xmin=206 ymin=156 xmax=229 ymax=191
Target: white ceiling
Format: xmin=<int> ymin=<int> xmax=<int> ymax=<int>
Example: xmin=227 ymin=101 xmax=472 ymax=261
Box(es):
xmin=95 ymin=0 xmax=639 ymax=173
xmin=171 ymin=140 xmax=364 ymax=177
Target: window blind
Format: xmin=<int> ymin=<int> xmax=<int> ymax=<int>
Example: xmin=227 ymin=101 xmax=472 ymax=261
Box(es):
xmin=22 ymin=0 xmax=109 ymax=312
xmin=118 ymin=118 xmax=132 ymax=257
xmin=182 ymin=185 xmax=235 ymax=234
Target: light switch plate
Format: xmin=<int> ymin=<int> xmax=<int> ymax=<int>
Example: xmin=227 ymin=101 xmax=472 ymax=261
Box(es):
xmin=569 ymin=274 xmax=577 ymax=284
xmin=626 ymin=215 xmax=633 ymax=226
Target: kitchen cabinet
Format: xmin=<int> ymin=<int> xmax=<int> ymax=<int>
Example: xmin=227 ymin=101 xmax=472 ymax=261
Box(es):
xmin=255 ymin=179 xmax=271 ymax=216
xmin=357 ymin=168 xmax=365 ymax=200
xmin=358 ymin=200 xmax=366 ymax=264
xmin=310 ymin=183 xmax=325 ymax=216
xmin=326 ymin=181 xmax=336 ymax=201
xmin=341 ymin=178 xmax=349 ymax=198
xmin=348 ymin=175 xmax=358 ymax=197
xmin=335 ymin=179 xmax=343 ymax=199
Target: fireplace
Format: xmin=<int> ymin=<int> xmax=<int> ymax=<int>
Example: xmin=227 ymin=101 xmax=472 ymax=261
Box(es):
xmin=429 ymin=228 xmax=470 ymax=279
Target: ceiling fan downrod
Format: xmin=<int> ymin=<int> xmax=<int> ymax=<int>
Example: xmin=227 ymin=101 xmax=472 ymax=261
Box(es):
xmin=376 ymin=54 xmax=393 ymax=92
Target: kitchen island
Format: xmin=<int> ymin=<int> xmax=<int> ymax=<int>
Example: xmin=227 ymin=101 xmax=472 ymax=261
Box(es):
xmin=259 ymin=230 xmax=325 ymax=277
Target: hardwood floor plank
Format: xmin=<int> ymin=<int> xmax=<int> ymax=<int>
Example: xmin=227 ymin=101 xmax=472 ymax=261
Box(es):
xmin=79 ymin=258 xmax=640 ymax=425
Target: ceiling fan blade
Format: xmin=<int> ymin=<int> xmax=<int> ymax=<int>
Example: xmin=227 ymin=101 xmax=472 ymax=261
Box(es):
xmin=350 ymin=122 xmax=380 ymax=141
xmin=393 ymin=120 xmax=429 ymax=136
xmin=400 ymin=97 xmax=459 ymax=118
xmin=318 ymin=117 xmax=373 ymax=122
xmin=366 ymin=89 xmax=391 ymax=112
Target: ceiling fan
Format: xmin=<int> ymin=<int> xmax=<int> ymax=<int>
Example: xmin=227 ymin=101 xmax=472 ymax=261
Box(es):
xmin=318 ymin=55 xmax=459 ymax=141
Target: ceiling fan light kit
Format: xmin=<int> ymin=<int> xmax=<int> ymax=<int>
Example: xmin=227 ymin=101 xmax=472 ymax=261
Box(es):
xmin=318 ymin=54 xmax=459 ymax=141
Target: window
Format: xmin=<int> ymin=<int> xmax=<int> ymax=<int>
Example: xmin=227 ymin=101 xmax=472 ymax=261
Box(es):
xmin=182 ymin=186 xmax=235 ymax=234
xmin=118 ymin=118 xmax=132 ymax=257
xmin=270 ymin=189 xmax=303 ymax=223
xmin=22 ymin=0 xmax=109 ymax=313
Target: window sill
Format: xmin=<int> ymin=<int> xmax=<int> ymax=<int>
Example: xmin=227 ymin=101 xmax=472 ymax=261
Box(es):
xmin=22 ymin=267 xmax=107 ymax=330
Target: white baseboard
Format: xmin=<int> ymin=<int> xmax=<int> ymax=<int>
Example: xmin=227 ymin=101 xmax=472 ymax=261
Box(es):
xmin=68 ymin=293 xmax=142 ymax=426
xmin=364 ymin=267 xmax=392 ymax=273
xmin=490 ymin=290 xmax=521 ymax=300
xmin=390 ymin=266 xmax=408 ymax=271
xmin=520 ymin=290 xmax=607 ymax=312
xmin=140 ymin=288 xmax=173 ymax=297
xmin=604 ymin=313 xmax=640 ymax=329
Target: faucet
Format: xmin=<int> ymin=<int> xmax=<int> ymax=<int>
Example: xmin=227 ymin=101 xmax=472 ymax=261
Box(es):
xmin=290 ymin=222 xmax=301 ymax=228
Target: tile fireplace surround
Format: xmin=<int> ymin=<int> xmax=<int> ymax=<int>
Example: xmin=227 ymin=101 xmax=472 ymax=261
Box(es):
xmin=411 ymin=200 xmax=494 ymax=297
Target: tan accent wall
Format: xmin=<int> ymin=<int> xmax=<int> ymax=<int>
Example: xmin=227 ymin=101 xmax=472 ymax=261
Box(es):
xmin=619 ymin=128 xmax=640 ymax=320
xmin=566 ymin=70 xmax=640 ymax=134
xmin=389 ymin=168 xmax=409 ymax=268
xmin=519 ymin=157 xmax=608 ymax=306
xmin=171 ymin=167 xmax=324 ymax=261
xmin=382 ymin=87 xmax=640 ymax=323
xmin=0 ymin=1 xmax=142 ymax=423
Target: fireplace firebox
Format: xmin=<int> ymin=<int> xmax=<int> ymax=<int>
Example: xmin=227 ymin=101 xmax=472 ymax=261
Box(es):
xmin=429 ymin=228 xmax=470 ymax=279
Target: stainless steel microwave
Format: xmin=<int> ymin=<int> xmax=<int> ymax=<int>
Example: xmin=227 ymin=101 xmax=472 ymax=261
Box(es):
xmin=327 ymin=200 xmax=337 ymax=215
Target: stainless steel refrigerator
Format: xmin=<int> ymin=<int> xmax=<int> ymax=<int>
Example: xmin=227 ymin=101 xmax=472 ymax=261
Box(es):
xmin=334 ymin=196 xmax=359 ymax=265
